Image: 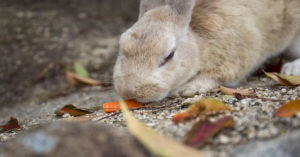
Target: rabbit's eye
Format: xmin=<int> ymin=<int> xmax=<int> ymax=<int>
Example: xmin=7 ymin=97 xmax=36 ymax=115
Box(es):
xmin=159 ymin=49 xmax=175 ymax=67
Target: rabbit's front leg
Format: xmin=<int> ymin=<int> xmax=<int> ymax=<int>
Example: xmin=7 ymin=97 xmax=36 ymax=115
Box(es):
xmin=281 ymin=59 xmax=300 ymax=75
xmin=171 ymin=75 xmax=219 ymax=97
xmin=281 ymin=35 xmax=300 ymax=76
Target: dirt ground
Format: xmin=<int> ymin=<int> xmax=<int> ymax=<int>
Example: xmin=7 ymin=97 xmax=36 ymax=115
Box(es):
xmin=0 ymin=0 xmax=138 ymax=107
xmin=1 ymin=1 xmax=300 ymax=157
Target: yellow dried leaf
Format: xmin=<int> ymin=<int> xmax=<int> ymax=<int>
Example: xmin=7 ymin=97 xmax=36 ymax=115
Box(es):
xmin=173 ymin=98 xmax=232 ymax=123
xmin=275 ymin=99 xmax=300 ymax=117
xmin=279 ymin=74 xmax=300 ymax=85
xmin=264 ymin=71 xmax=294 ymax=86
xmin=66 ymin=71 xmax=101 ymax=86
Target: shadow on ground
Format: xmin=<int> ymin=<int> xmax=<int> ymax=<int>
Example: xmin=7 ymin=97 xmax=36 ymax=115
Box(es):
xmin=0 ymin=0 xmax=139 ymax=107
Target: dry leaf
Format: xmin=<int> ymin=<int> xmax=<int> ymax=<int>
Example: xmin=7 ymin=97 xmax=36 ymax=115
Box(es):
xmin=279 ymin=75 xmax=300 ymax=85
xmin=55 ymin=104 xmax=92 ymax=117
xmin=66 ymin=71 xmax=101 ymax=86
xmin=172 ymin=98 xmax=232 ymax=123
xmin=220 ymin=86 xmax=254 ymax=97
xmin=263 ymin=71 xmax=297 ymax=86
xmin=184 ymin=116 xmax=234 ymax=147
xmin=120 ymin=100 xmax=211 ymax=157
xmin=66 ymin=71 xmax=79 ymax=85
xmin=274 ymin=99 xmax=300 ymax=117
xmin=0 ymin=117 xmax=21 ymax=132
xmin=103 ymin=99 xmax=142 ymax=113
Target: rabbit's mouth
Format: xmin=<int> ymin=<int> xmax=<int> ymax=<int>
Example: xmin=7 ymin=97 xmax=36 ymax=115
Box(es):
xmin=114 ymin=74 xmax=169 ymax=103
xmin=115 ymin=81 xmax=169 ymax=103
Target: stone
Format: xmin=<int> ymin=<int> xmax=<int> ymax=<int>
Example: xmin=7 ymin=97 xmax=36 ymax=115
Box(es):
xmin=219 ymin=134 xmax=230 ymax=144
xmin=240 ymin=98 xmax=251 ymax=106
xmin=0 ymin=122 xmax=150 ymax=157
xmin=229 ymin=130 xmax=300 ymax=157
xmin=281 ymin=88 xmax=287 ymax=93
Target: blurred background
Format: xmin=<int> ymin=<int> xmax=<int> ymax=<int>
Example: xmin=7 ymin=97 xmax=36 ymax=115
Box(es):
xmin=0 ymin=0 xmax=140 ymax=107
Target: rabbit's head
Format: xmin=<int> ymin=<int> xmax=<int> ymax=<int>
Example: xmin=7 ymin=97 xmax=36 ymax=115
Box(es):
xmin=113 ymin=0 xmax=198 ymax=102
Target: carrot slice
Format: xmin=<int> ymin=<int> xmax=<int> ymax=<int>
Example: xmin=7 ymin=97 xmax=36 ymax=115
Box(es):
xmin=103 ymin=99 xmax=142 ymax=113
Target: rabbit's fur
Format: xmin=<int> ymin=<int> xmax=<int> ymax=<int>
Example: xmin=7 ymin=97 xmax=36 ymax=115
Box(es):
xmin=113 ymin=0 xmax=300 ymax=102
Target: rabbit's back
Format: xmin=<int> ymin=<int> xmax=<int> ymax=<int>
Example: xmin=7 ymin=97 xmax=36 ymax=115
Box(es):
xmin=191 ymin=0 xmax=300 ymax=51
xmin=190 ymin=0 xmax=300 ymax=82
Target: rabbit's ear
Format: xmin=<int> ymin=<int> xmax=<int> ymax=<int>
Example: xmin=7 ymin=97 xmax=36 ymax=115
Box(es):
xmin=167 ymin=0 xmax=196 ymax=18
xmin=139 ymin=0 xmax=196 ymax=20
xmin=139 ymin=0 xmax=165 ymax=18
xmin=167 ymin=0 xmax=196 ymax=29
xmin=139 ymin=0 xmax=196 ymax=29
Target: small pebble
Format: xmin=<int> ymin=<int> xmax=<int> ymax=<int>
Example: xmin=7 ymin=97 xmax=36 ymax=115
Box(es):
xmin=269 ymin=126 xmax=279 ymax=136
xmin=247 ymin=130 xmax=256 ymax=139
xmin=62 ymin=113 xmax=71 ymax=118
xmin=0 ymin=134 xmax=9 ymax=142
xmin=219 ymin=134 xmax=230 ymax=144
xmin=241 ymin=98 xmax=251 ymax=105
xmin=157 ymin=115 xmax=164 ymax=120
xmin=281 ymin=88 xmax=287 ymax=93
xmin=257 ymin=129 xmax=271 ymax=139
xmin=231 ymin=135 xmax=242 ymax=144
xmin=287 ymin=90 xmax=293 ymax=95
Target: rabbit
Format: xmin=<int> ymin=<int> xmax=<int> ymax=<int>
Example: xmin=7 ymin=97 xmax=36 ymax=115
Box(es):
xmin=113 ymin=0 xmax=300 ymax=103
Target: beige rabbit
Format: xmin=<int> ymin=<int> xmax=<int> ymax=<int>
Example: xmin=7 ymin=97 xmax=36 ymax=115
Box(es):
xmin=113 ymin=0 xmax=300 ymax=102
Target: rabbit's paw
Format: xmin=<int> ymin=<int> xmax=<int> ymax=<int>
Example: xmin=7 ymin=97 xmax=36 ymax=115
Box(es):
xmin=281 ymin=59 xmax=300 ymax=76
xmin=171 ymin=76 xmax=218 ymax=97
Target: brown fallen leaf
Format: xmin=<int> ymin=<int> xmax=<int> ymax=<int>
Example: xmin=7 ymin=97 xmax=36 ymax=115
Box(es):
xmin=120 ymin=100 xmax=211 ymax=157
xmin=279 ymin=75 xmax=300 ymax=85
xmin=172 ymin=98 xmax=232 ymax=123
xmin=274 ymin=99 xmax=300 ymax=117
xmin=220 ymin=86 xmax=254 ymax=98
xmin=0 ymin=117 xmax=22 ymax=132
xmin=66 ymin=71 xmax=102 ymax=86
xmin=184 ymin=116 xmax=235 ymax=148
xmin=263 ymin=71 xmax=299 ymax=86
xmin=55 ymin=104 xmax=92 ymax=117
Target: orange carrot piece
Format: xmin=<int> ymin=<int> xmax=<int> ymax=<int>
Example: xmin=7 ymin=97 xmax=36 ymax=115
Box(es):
xmin=103 ymin=99 xmax=142 ymax=113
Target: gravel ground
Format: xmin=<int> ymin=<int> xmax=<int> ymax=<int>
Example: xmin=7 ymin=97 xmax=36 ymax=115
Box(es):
xmin=1 ymin=76 xmax=299 ymax=157
xmin=97 ymin=76 xmax=300 ymax=156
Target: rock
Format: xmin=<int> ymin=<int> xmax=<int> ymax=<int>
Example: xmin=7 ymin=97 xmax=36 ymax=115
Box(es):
xmin=240 ymin=98 xmax=251 ymax=106
xmin=0 ymin=122 xmax=150 ymax=157
xmin=229 ymin=130 xmax=300 ymax=157
xmin=219 ymin=134 xmax=230 ymax=144
xmin=280 ymin=88 xmax=287 ymax=93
